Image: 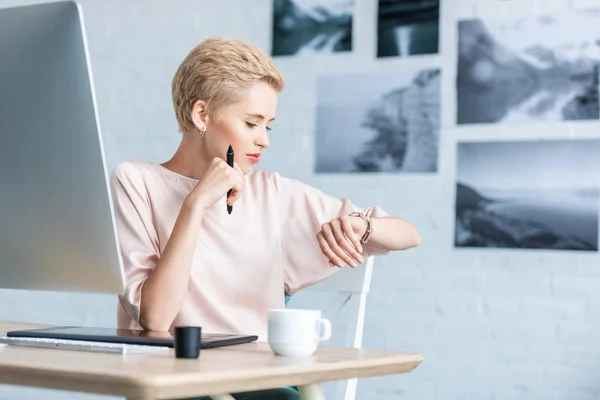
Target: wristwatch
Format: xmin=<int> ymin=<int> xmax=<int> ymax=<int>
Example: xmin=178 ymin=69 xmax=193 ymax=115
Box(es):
xmin=349 ymin=210 xmax=373 ymax=244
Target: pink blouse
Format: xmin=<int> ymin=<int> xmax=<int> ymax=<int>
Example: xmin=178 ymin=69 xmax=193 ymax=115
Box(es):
xmin=110 ymin=161 xmax=389 ymax=339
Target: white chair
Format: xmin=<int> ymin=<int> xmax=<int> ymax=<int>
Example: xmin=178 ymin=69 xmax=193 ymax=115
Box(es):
xmin=287 ymin=256 xmax=374 ymax=400
xmin=212 ymin=258 xmax=375 ymax=400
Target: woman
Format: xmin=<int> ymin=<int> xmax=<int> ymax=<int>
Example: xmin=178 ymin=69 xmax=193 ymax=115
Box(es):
xmin=111 ymin=37 xmax=420 ymax=400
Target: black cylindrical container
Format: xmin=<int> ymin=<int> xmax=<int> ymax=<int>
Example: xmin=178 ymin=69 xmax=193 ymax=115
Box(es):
xmin=174 ymin=326 xmax=201 ymax=359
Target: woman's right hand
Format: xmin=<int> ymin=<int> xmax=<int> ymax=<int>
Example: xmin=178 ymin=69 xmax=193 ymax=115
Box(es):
xmin=186 ymin=157 xmax=245 ymax=212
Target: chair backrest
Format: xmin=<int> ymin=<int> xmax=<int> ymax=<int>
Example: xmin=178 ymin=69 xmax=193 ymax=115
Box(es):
xmin=304 ymin=256 xmax=374 ymax=294
xmin=289 ymin=257 xmax=375 ymax=400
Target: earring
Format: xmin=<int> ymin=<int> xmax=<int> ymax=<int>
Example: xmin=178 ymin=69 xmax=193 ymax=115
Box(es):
xmin=199 ymin=128 xmax=206 ymax=137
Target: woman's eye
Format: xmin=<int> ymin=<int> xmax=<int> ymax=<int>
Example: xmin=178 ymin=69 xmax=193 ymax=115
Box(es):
xmin=246 ymin=122 xmax=257 ymax=128
xmin=266 ymin=126 xmax=272 ymax=131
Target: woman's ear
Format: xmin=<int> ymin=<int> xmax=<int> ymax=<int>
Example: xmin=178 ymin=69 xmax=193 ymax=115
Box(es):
xmin=190 ymin=100 xmax=209 ymax=132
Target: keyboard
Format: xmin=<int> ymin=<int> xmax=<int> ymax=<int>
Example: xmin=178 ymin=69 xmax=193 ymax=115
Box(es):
xmin=0 ymin=336 xmax=171 ymax=355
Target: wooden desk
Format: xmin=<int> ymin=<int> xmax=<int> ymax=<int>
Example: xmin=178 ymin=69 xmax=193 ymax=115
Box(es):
xmin=0 ymin=321 xmax=423 ymax=400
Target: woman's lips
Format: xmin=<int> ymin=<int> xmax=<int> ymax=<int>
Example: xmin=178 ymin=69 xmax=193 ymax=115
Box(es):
xmin=246 ymin=154 xmax=261 ymax=164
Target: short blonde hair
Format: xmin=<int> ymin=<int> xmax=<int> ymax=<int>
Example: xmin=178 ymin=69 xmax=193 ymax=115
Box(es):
xmin=171 ymin=37 xmax=285 ymax=133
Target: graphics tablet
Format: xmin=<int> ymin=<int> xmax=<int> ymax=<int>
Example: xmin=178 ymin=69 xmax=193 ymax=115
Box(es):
xmin=7 ymin=326 xmax=258 ymax=349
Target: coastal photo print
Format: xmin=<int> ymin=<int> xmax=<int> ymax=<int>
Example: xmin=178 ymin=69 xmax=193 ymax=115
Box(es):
xmin=377 ymin=0 xmax=439 ymax=58
xmin=457 ymin=10 xmax=600 ymax=125
xmin=455 ymin=140 xmax=600 ymax=252
xmin=315 ymin=69 xmax=440 ymax=173
xmin=271 ymin=0 xmax=354 ymax=56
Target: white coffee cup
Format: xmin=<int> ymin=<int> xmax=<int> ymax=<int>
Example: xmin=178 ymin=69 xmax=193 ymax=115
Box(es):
xmin=267 ymin=309 xmax=332 ymax=357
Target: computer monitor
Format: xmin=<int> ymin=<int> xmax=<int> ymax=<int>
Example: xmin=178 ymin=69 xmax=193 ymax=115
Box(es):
xmin=0 ymin=1 xmax=125 ymax=294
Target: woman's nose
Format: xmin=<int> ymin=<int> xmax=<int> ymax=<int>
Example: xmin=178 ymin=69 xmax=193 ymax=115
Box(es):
xmin=256 ymin=130 xmax=270 ymax=149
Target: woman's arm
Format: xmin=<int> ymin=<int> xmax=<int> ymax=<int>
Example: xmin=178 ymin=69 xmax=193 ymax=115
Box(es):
xmin=138 ymin=203 xmax=204 ymax=331
xmin=317 ymin=213 xmax=420 ymax=269
xmin=368 ymin=216 xmax=421 ymax=251
xmin=275 ymin=172 xmax=420 ymax=293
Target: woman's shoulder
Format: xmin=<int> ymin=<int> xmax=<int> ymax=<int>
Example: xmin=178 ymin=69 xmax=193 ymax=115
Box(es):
xmin=247 ymin=170 xmax=325 ymax=199
xmin=112 ymin=161 xmax=195 ymax=196
xmin=112 ymin=160 xmax=154 ymax=186
xmin=112 ymin=160 xmax=142 ymax=182
xmin=113 ymin=160 xmax=196 ymax=185
xmin=247 ymin=169 xmax=277 ymax=184
xmin=247 ymin=170 xmax=296 ymax=193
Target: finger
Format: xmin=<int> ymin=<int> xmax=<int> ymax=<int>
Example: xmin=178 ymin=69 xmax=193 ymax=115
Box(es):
xmin=227 ymin=180 xmax=244 ymax=205
xmin=333 ymin=219 xmax=364 ymax=265
xmin=229 ymin=166 xmax=245 ymax=185
xmin=341 ymin=217 xmax=364 ymax=255
xmin=233 ymin=161 xmax=243 ymax=173
xmin=225 ymin=164 xmax=244 ymax=186
xmin=218 ymin=158 xmax=231 ymax=173
xmin=233 ymin=163 xmax=246 ymax=183
xmin=316 ymin=231 xmax=342 ymax=268
xmin=227 ymin=187 xmax=242 ymax=205
xmin=321 ymin=223 xmax=356 ymax=268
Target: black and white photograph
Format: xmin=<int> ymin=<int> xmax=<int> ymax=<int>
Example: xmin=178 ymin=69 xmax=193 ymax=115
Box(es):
xmin=455 ymin=140 xmax=600 ymax=251
xmin=377 ymin=0 xmax=439 ymax=58
xmin=457 ymin=10 xmax=600 ymax=125
xmin=315 ymin=69 xmax=440 ymax=173
xmin=271 ymin=0 xmax=354 ymax=56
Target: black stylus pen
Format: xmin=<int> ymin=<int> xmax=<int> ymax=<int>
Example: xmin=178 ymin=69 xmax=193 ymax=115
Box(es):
xmin=226 ymin=145 xmax=234 ymax=214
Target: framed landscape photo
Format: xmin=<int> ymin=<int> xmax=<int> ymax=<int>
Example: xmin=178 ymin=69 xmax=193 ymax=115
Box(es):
xmin=455 ymin=139 xmax=600 ymax=252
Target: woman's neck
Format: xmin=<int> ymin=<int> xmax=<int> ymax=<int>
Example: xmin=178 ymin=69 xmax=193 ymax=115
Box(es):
xmin=160 ymin=133 xmax=210 ymax=181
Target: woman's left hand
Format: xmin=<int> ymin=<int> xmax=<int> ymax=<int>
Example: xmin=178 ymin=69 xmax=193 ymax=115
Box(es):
xmin=316 ymin=216 xmax=367 ymax=268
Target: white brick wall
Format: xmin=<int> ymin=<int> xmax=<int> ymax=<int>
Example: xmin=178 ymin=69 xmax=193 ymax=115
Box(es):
xmin=1 ymin=0 xmax=600 ymax=399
